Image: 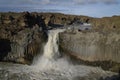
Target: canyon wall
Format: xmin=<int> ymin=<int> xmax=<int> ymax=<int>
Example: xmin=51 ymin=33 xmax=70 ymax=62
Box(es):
xmin=0 ymin=12 xmax=47 ymax=64
xmin=60 ymin=30 xmax=120 ymax=62
xmin=59 ymin=30 xmax=120 ymax=71
xmin=0 ymin=12 xmax=120 ymax=66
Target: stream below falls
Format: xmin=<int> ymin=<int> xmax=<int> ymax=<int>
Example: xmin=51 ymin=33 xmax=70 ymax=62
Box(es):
xmin=0 ymin=29 xmax=118 ymax=80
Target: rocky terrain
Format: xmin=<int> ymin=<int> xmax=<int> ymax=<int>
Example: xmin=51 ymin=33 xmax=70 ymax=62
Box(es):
xmin=0 ymin=12 xmax=48 ymax=64
xmin=0 ymin=62 xmax=119 ymax=80
xmin=0 ymin=12 xmax=120 ymax=71
xmin=59 ymin=30 xmax=120 ymax=72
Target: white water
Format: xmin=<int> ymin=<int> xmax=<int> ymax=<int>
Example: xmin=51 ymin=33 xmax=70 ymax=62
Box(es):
xmin=43 ymin=29 xmax=64 ymax=59
xmin=32 ymin=29 xmax=66 ymax=70
xmin=0 ymin=29 xmax=117 ymax=80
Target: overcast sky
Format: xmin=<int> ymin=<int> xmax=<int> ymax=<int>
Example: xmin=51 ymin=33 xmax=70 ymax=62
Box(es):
xmin=0 ymin=0 xmax=120 ymax=17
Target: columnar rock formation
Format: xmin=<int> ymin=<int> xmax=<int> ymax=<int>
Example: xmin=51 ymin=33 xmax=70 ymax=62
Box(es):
xmin=0 ymin=12 xmax=47 ymax=64
xmin=59 ymin=30 xmax=120 ymax=71
xmin=60 ymin=30 xmax=120 ymax=62
xmin=0 ymin=12 xmax=120 ymax=67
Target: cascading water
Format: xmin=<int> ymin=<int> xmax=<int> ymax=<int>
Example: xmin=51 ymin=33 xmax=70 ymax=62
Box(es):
xmin=30 ymin=29 xmax=117 ymax=80
xmin=32 ymin=29 xmax=66 ymax=70
xmin=0 ymin=29 xmax=117 ymax=80
xmin=43 ymin=29 xmax=64 ymax=59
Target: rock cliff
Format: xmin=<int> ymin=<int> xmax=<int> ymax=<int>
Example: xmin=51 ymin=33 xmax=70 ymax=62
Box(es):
xmin=0 ymin=12 xmax=47 ymax=64
xmin=59 ymin=30 xmax=120 ymax=71
xmin=0 ymin=12 xmax=120 ymax=67
xmin=39 ymin=13 xmax=120 ymax=30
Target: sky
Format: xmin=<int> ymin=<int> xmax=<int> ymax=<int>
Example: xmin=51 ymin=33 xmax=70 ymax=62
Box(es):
xmin=0 ymin=0 xmax=120 ymax=17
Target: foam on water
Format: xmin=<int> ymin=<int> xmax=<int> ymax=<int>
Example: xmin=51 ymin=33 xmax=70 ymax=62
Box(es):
xmin=0 ymin=29 xmax=117 ymax=80
xmin=32 ymin=29 xmax=68 ymax=70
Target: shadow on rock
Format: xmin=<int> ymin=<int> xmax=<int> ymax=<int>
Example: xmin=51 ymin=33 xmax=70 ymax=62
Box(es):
xmin=0 ymin=39 xmax=11 ymax=60
xmin=52 ymin=24 xmax=64 ymax=28
xmin=99 ymin=69 xmax=120 ymax=80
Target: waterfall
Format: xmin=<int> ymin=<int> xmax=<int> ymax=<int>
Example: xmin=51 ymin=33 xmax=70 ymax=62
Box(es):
xmin=43 ymin=29 xmax=64 ymax=59
xmin=32 ymin=29 xmax=65 ymax=70
xmin=1 ymin=29 xmax=115 ymax=80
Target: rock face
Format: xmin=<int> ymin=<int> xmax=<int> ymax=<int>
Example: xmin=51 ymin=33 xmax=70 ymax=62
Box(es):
xmin=0 ymin=27 xmax=47 ymax=64
xmin=60 ymin=31 xmax=120 ymax=62
xmin=5 ymin=28 xmax=47 ymax=64
xmin=59 ymin=30 xmax=120 ymax=71
xmin=39 ymin=13 xmax=120 ymax=30
xmin=0 ymin=12 xmax=120 ymax=65
xmin=0 ymin=12 xmax=47 ymax=64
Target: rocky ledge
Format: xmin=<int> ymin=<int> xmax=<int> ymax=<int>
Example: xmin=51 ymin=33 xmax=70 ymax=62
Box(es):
xmin=59 ymin=30 xmax=120 ymax=72
xmin=0 ymin=12 xmax=48 ymax=64
xmin=0 ymin=12 xmax=120 ymax=68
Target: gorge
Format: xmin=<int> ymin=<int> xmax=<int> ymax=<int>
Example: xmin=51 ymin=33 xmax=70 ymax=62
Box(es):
xmin=0 ymin=12 xmax=120 ymax=80
xmin=0 ymin=29 xmax=119 ymax=80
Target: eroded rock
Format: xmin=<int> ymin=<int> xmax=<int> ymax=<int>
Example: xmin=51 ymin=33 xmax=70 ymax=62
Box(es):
xmin=59 ymin=30 xmax=120 ymax=71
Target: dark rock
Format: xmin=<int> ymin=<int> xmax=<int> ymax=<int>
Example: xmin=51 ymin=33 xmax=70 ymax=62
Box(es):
xmin=48 ymin=14 xmax=55 ymax=26
xmin=0 ymin=39 xmax=11 ymax=60
xmin=0 ymin=12 xmax=48 ymax=64
xmin=0 ymin=12 xmax=120 ymax=65
xmin=2 ymin=27 xmax=47 ymax=64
